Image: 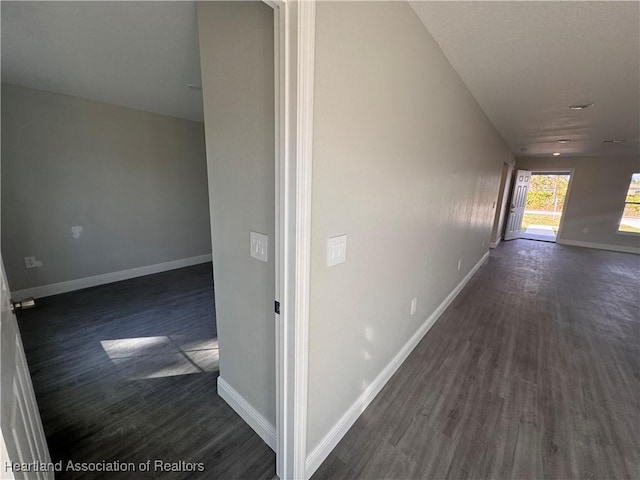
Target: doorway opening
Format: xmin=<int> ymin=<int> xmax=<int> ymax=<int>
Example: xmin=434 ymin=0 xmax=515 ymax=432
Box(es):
xmin=520 ymin=172 xmax=571 ymax=242
xmin=2 ymin=1 xmax=284 ymax=476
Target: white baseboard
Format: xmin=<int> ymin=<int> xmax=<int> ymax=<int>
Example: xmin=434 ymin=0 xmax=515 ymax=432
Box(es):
xmin=557 ymin=239 xmax=639 ymax=255
xmin=11 ymin=254 xmax=212 ymax=299
xmin=304 ymin=251 xmax=490 ymax=478
xmin=490 ymin=237 xmax=502 ymax=248
xmin=217 ymin=377 xmax=276 ymax=451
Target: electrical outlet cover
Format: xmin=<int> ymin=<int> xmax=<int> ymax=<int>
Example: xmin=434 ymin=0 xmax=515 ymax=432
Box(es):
xmin=24 ymin=256 xmax=42 ymax=269
xmin=71 ymin=226 xmax=83 ymax=238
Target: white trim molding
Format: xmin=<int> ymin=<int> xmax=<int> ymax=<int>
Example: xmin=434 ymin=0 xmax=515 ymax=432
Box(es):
xmin=557 ymin=239 xmax=640 ymax=255
xmin=217 ymin=377 xmax=277 ymax=451
xmin=490 ymin=237 xmax=502 ymax=249
xmin=304 ymin=251 xmax=490 ymax=478
xmin=272 ymin=0 xmax=317 ymax=478
xmin=269 ymin=1 xmax=288 ymax=478
xmin=292 ymin=1 xmax=316 ymax=478
xmin=10 ymin=254 xmax=212 ymax=299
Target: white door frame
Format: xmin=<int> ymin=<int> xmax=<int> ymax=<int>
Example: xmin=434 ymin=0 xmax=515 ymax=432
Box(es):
xmin=264 ymin=1 xmax=315 ymax=478
xmin=523 ymin=169 xmax=575 ymax=243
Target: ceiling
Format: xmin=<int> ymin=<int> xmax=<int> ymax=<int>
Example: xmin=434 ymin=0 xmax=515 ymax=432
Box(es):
xmin=1 ymin=1 xmax=203 ymax=122
xmin=2 ymin=1 xmax=639 ymax=156
xmin=410 ymin=1 xmax=640 ymax=158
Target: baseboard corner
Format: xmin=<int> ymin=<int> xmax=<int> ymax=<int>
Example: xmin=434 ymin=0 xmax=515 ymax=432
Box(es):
xmin=11 ymin=254 xmax=213 ymax=299
xmin=557 ymin=239 xmax=640 ymax=255
xmin=217 ymin=376 xmax=276 ymax=452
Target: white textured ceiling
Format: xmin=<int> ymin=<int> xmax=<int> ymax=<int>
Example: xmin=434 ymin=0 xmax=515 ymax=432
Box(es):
xmin=2 ymin=1 xmax=639 ymax=154
xmin=1 ymin=1 xmax=203 ymax=122
xmin=410 ymin=1 xmax=640 ymax=158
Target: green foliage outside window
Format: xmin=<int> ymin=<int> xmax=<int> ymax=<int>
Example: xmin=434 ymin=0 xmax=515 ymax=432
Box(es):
xmin=524 ymin=174 xmax=570 ymax=212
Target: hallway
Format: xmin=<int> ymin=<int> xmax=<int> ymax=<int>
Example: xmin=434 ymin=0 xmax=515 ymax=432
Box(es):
xmin=313 ymin=240 xmax=639 ymax=479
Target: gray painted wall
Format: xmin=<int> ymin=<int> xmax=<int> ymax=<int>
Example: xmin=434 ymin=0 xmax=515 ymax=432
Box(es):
xmin=197 ymin=2 xmax=276 ymax=426
xmin=1 ymin=83 xmax=211 ymax=291
xmin=516 ymin=155 xmax=640 ymax=251
xmin=306 ymin=1 xmax=513 ymax=452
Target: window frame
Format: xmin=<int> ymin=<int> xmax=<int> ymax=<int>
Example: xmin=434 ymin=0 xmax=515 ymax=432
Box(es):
xmin=617 ymin=173 xmax=640 ymax=235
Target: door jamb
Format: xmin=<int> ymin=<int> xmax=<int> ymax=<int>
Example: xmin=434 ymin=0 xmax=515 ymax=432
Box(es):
xmin=263 ymin=1 xmax=315 ymax=478
xmin=265 ymin=2 xmax=289 ymax=475
xmin=491 ymin=161 xmax=514 ymax=247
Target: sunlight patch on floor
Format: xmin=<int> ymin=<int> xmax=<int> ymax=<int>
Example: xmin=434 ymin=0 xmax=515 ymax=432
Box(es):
xmin=100 ymin=336 xmax=219 ymax=380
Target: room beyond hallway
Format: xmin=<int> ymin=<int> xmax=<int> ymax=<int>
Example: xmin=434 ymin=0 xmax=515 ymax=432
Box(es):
xmin=16 ymin=264 xmax=275 ymax=480
xmin=312 ymin=240 xmax=639 ymax=479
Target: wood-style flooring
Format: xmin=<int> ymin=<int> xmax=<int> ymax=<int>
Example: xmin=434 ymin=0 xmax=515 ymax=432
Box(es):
xmin=312 ymin=240 xmax=640 ymax=480
xmin=17 ymin=263 xmax=275 ymax=480
xmin=17 ymin=242 xmax=639 ymax=480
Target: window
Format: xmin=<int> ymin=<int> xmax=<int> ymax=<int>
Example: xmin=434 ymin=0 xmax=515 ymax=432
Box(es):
xmin=619 ymin=173 xmax=640 ymax=233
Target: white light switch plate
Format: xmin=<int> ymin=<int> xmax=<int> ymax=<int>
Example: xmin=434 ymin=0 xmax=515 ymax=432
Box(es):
xmin=24 ymin=256 xmax=43 ymax=269
xmin=250 ymin=231 xmax=268 ymax=262
xmin=327 ymin=235 xmax=347 ymax=267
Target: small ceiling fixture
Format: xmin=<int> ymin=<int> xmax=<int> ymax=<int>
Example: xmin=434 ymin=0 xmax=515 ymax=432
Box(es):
xmin=602 ymin=139 xmax=626 ymax=143
xmin=187 ymin=84 xmax=202 ymax=90
xmin=557 ymin=139 xmax=571 ymax=144
xmin=569 ymin=103 xmax=593 ymax=110
xmin=552 ymin=152 xmax=561 ymax=156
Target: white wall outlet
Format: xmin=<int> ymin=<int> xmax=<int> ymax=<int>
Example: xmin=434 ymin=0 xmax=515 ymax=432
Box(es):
xmin=250 ymin=231 xmax=268 ymax=262
xmin=24 ymin=256 xmax=43 ymax=269
xmin=457 ymin=258 xmax=462 ymax=271
xmin=71 ymin=225 xmax=83 ymax=239
xmin=410 ymin=298 xmax=417 ymax=315
xmin=327 ymin=235 xmax=347 ymax=267
xmin=582 ymin=227 xmax=589 ymax=234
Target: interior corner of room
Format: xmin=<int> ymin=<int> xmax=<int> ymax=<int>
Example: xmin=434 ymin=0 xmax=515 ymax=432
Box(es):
xmin=1 ymin=82 xmax=213 ymax=299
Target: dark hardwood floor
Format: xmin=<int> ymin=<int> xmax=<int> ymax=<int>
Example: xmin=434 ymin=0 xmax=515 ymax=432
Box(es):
xmin=17 ymin=263 xmax=275 ymax=480
xmin=312 ymin=240 xmax=640 ymax=480
xmin=17 ymin=242 xmax=640 ymax=480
